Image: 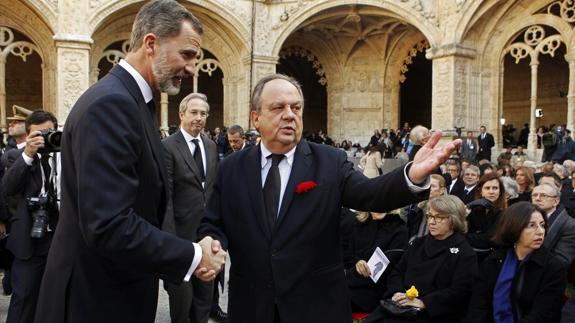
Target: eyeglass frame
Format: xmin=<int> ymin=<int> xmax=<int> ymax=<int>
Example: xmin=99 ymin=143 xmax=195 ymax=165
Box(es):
xmin=530 ymin=193 xmax=559 ymax=200
xmin=425 ymin=212 xmax=450 ymax=224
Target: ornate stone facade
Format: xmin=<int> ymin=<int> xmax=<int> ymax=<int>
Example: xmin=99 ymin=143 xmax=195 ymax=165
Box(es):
xmin=1 ymin=0 xmax=574 ymax=152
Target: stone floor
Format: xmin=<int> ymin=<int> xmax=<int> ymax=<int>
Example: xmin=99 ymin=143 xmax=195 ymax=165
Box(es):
xmin=0 ymin=259 xmax=229 ymax=323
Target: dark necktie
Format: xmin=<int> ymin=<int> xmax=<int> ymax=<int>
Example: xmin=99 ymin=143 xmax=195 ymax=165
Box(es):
xmin=191 ymin=139 xmax=205 ymax=181
xmin=465 ymin=188 xmax=470 ymax=195
xmin=263 ymin=154 xmax=284 ymax=232
xmin=40 ymin=153 xmax=53 ymax=196
xmin=147 ymin=99 xmax=156 ymax=114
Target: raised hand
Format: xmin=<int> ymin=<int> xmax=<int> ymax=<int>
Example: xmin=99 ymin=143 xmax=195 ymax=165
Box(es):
xmin=408 ymin=130 xmax=461 ymax=184
xmin=194 ymin=236 xmax=226 ymax=282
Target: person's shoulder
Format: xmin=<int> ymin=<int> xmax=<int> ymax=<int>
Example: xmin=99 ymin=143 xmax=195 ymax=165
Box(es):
xmin=220 ymin=144 xmax=256 ymax=168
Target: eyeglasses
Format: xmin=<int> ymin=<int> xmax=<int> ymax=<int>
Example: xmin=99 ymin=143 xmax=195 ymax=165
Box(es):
xmin=188 ymin=110 xmax=209 ymax=118
xmin=531 ymin=193 xmax=558 ymax=199
xmin=525 ymin=221 xmax=546 ymax=231
xmin=425 ymin=213 xmax=450 ymax=223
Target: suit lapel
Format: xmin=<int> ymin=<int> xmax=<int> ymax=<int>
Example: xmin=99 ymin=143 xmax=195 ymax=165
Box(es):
xmin=547 ymin=209 xmax=566 ymax=245
xmin=110 ymin=65 xmax=168 ymax=215
xmin=201 ymin=134 xmax=217 ymax=181
xmin=275 ymin=140 xmax=313 ymax=231
xmin=174 ymin=131 xmax=203 ymax=185
xmin=246 ymin=145 xmax=271 ymax=240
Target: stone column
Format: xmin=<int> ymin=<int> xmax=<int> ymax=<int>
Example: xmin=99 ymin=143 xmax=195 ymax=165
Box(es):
xmin=427 ymin=44 xmax=476 ymax=146
xmin=528 ymin=60 xmax=539 ymax=152
xmin=247 ymin=55 xmax=277 ymax=128
xmin=53 ymin=34 xmax=93 ymax=125
xmin=565 ymin=53 xmax=575 ymax=134
xmin=0 ymin=55 xmax=6 ymax=132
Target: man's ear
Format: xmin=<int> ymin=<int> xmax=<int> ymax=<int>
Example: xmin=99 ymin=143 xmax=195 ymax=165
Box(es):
xmin=143 ymin=33 xmax=157 ymax=56
xmin=251 ymin=110 xmax=260 ymax=129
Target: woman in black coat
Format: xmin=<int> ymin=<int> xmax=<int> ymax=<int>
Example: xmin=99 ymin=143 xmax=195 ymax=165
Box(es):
xmin=366 ymin=195 xmax=477 ymax=323
xmin=466 ymin=173 xmax=506 ymax=263
xmin=465 ymin=202 xmax=566 ymax=323
xmin=341 ymin=209 xmax=408 ymax=312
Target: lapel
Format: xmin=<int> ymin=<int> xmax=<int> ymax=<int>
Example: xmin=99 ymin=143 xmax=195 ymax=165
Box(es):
xmin=275 ymin=140 xmax=313 ymax=231
xmin=246 ymin=145 xmax=271 ymax=239
xmin=201 ymin=134 xmax=217 ymax=181
xmin=174 ymin=130 xmax=203 ymax=185
xmin=110 ymin=65 xmax=168 ymax=210
xmin=31 ymin=156 xmax=43 ymax=194
xmin=546 ymin=209 xmax=567 ymax=245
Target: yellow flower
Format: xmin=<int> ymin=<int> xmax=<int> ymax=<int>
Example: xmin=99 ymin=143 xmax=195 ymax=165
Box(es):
xmin=406 ymin=285 xmax=419 ymax=300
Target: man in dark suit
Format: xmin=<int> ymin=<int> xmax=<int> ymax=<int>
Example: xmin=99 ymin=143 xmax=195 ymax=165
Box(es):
xmin=199 ymin=74 xmax=460 ymax=323
xmin=162 ymin=92 xmax=218 ymax=323
xmin=34 ymin=1 xmax=225 ymax=323
xmin=2 ymin=111 xmax=59 ymax=323
xmin=452 ymin=165 xmax=480 ymax=205
xmin=460 ymin=131 xmax=478 ymax=162
xmin=477 ymin=125 xmax=495 ymax=162
xmin=226 ymin=124 xmax=251 ymax=156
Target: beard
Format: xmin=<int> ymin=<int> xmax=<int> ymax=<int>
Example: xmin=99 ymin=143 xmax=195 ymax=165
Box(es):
xmin=152 ymin=50 xmax=184 ymax=96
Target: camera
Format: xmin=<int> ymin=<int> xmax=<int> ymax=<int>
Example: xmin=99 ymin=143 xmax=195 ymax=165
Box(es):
xmin=37 ymin=129 xmax=62 ymax=153
xmin=27 ymin=196 xmax=51 ymax=238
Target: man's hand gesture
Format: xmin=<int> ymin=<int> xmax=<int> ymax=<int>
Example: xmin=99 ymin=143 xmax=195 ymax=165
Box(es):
xmin=408 ymin=130 xmax=461 ymax=184
xmin=194 ymin=236 xmax=226 ymax=282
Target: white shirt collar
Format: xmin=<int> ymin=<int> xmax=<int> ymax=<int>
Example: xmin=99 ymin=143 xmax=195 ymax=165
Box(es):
xmin=16 ymin=142 xmax=26 ymax=149
xmin=118 ymin=59 xmax=154 ymax=104
xmin=260 ymin=142 xmax=296 ymax=169
xmin=180 ymin=127 xmax=202 ymax=142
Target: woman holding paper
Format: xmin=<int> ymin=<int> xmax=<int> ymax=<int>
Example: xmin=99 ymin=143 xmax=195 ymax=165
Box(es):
xmin=365 ymin=195 xmax=477 ymax=323
xmin=341 ymin=209 xmax=408 ymax=312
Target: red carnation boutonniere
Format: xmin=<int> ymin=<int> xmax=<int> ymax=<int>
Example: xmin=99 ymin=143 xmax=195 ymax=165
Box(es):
xmin=295 ymin=181 xmax=318 ymax=194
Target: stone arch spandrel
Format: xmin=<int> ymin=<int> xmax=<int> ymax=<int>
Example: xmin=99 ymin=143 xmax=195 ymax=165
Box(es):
xmin=19 ymin=0 xmax=57 ymax=34
xmin=271 ymin=0 xmax=441 ymax=57
xmin=455 ymin=0 xmax=515 ymax=45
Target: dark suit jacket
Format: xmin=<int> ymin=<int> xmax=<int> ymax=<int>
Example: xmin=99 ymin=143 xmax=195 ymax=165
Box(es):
xmin=162 ymin=130 xmax=217 ymax=240
xmin=452 ymin=184 xmax=477 ymax=205
xmin=544 ymin=207 xmax=575 ymax=268
xmin=199 ymin=140 xmax=426 ymax=323
xmin=460 ymin=138 xmax=478 ymax=161
xmin=2 ymin=148 xmax=53 ymax=259
xmin=35 ymin=65 xmax=196 ymax=323
xmin=477 ymin=133 xmax=495 ymax=161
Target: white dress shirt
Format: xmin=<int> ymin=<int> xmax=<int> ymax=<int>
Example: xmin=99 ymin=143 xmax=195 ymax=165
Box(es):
xmin=259 ymin=142 xmax=430 ymax=216
xmin=22 ymin=151 xmax=61 ymax=208
xmin=119 ymin=59 xmax=201 ymax=282
xmin=180 ymin=127 xmax=207 ymax=187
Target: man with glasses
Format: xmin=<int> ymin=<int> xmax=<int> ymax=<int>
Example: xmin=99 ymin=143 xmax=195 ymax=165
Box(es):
xmin=531 ymin=183 xmax=575 ymax=268
xmin=452 ymin=165 xmax=480 ymax=204
xmin=162 ymin=92 xmax=218 ymax=323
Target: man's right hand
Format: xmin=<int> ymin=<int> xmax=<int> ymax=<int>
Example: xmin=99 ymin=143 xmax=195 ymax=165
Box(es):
xmin=24 ymin=131 xmax=44 ymax=158
xmin=194 ymin=236 xmax=226 ymax=282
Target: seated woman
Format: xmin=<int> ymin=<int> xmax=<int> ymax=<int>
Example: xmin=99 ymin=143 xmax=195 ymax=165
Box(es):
xmin=466 ymin=172 xmax=507 ymax=263
xmin=341 ymin=209 xmax=408 ymax=313
xmin=407 ymin=174 xmax=447 ymax=242
xmin=509 ymin=166 xmax=534 ymax=205
xmin=465 ymin=202 xmax=566 ymax=322
xmin=366 ymin=195 xmax=477 ymax=323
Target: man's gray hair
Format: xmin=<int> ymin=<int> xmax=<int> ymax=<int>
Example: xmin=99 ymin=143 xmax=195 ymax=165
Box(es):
xmin=130 ymin=0 xmax=203 ymax=52
xmin=179 ymin=93 xmax=209 ymax=113
xmin=228 ymin=124 xmax=245 ymax=136
xmin=410 ymin=125 xmax=429 ymax=145
xmin=553 ymin=164 xmax=569 ymax=179
xmin=465 ymin=165 xmax=480 ymax=175
xmin=535 ymin=183 xmax=562 ymax=198
xmin=251 ymin=74 xmax=304 ymax=112
xmin=500 ymin=176 xmax=520 ymax=200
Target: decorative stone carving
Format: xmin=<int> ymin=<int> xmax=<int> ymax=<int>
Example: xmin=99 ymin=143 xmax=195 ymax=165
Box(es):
xmin=100 ymin=40 xmax=129 ymax=65
xmin=272 ymin=0 xmax=315 ymax=30
xmin=396 ymin=0 xmax=438 ymax=26
xmin=279 ymin=46 xmax=327 ymax=85
xmin=505 ymin=25 xmax=565 ymax=64
xmin=399 ymin=39 xmax=429 ymax=83
xmin=60 ymin=50 xmax=87 ymax=115
xmin=548 ymin=0 xmax=575 ymax=23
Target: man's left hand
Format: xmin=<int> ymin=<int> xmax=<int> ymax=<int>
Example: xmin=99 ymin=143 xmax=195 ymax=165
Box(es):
xmin=408 ymin=130 xmax=461 ymax=184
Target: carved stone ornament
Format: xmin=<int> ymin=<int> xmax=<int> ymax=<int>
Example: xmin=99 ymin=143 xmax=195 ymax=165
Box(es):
xmin=548 ymin=0 xmax=575 ymax=23
xmin=100 ymin=40 xmax=130 ymax=65
xmin=399 ymin=39 xmax=430 ymax=83
xmin=0 ymin=27 xmax=39 ymax=63
xmin=505 ymin=25 xmax=564 ymax=64
xmin=279 ymin=46 xmax=327 ymax=86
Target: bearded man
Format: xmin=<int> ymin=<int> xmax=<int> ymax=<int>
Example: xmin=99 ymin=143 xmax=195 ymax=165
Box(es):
xmin=34 ymin=1 xmax=225 ymax=322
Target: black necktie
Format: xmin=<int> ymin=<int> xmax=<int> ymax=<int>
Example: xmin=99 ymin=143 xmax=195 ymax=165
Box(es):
xmin=191 ymin=139 xmax=205 ymax=181
xmin=147 ymin=99 xmax=156 ymax=114
xmin=40 ymin=153 xmax=53 ymax=196
xmin=465 ymin=188 xmax=470 ymax=195
xmin=263 ymin=154 xmax=284 ymax=232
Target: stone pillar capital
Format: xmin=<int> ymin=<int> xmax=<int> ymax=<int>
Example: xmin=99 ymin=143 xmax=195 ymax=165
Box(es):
xmin=426 ymin=43 xmax=476 ymax=60
xmin=53 ymin=33 xmax=93 ymax=50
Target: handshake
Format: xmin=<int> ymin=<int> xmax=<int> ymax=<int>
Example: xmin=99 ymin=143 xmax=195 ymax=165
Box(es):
xmin=194 ymin=236 xmax=227 ymax=282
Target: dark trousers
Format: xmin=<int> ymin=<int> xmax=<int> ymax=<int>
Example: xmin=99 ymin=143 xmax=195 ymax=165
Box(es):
xmin=6 ymin=255 xmax=47 ymax=323
xmin=165 ymin=276 xmax=213 ymax=323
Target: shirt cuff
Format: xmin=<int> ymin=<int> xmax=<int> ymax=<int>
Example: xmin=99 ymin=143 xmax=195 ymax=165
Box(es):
xmin=21 ymin=152 xmax=34 ymax=166
xmin=403 ymin=161 xmax=431 ymax=193
xmin=184 ymin=242 xmax=202 ymax=282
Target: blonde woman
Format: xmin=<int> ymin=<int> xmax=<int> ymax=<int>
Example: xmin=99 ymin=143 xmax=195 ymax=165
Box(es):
xmin=360 ymin=146 xmax=384 ymax=178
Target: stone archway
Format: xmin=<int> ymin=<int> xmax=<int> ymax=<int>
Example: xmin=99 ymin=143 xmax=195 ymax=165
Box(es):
xmin=274 ymin=3 xmax=433 ymax=144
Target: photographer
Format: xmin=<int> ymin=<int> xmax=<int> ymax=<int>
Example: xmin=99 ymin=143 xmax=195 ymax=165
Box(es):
xmin=2 ymin=110 xmax=60 ymax=323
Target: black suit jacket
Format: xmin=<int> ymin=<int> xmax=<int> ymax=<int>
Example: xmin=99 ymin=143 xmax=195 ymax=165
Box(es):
xmin=477 ymin=133 xmax=495 ymax=161
xmin=162 ymin=130 xmax=217 ymax=240
xmin=35 ymin=65 xmax=196 ymax=323
xmin=2 ymin=148 xmax=53 ymax=259
xmin=199 ymin=140 xmax=426 ymax=323
xmin=452 ymin=184 xmax=477 ymax=205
